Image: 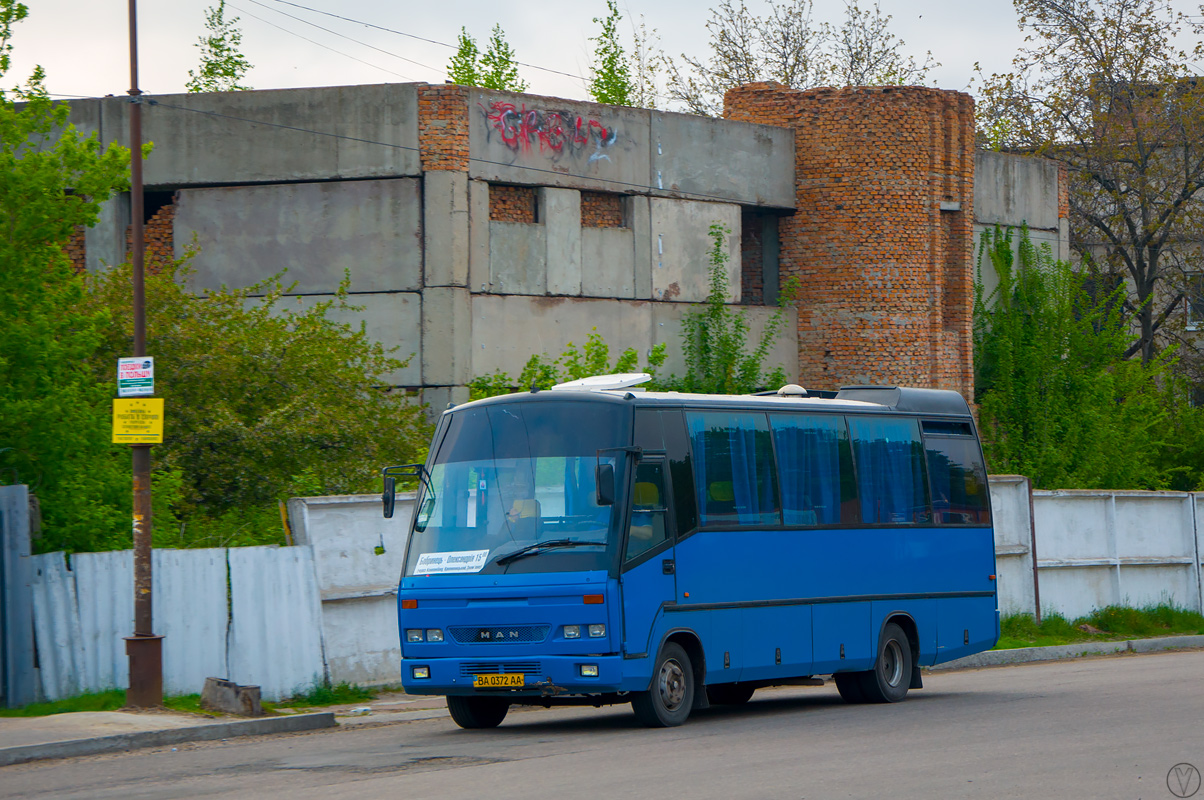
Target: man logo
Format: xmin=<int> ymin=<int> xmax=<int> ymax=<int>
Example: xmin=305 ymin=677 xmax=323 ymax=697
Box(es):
xmin=1168 ymin=763 xmax=1201 ymax=798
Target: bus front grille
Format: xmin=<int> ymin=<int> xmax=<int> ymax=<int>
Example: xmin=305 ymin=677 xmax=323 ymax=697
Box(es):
xmin=460 ymin=662 xmax=541 ymax=677
xmin=449 ymin=625 xmax=550 ymax=644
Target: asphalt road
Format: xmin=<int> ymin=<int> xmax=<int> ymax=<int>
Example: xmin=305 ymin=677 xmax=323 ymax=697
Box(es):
xmin=4 ymin=649 xmax=1203 ymax=800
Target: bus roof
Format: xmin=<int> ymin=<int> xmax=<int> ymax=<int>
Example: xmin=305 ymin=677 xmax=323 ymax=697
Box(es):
xmin=453 ymin=384 xmax=972 ymax=418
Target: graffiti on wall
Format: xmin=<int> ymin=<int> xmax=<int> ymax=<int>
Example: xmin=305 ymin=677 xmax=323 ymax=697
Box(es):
xmin=482 ymin=102 xmax=619 ymax=164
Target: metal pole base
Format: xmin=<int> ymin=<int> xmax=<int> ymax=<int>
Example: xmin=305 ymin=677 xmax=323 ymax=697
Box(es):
xmin=125 ymin=634 xmax=164 ymax=707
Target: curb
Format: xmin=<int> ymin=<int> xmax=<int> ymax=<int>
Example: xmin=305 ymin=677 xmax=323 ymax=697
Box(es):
xmin=930 ymin=634 xmax=1204 ymax=671
xmin=0 ymin=711 xmax=336 ymax=768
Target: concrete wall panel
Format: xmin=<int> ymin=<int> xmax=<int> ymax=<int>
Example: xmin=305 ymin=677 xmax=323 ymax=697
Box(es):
xmin=649 ymin=200 xmax=741 ymax=303
xmin=102 ymin=84 xmax=420 ymax=186
xmin=469 ymin=88 xmax=651 ymax=192
xmin=651 ymin=112 xmax=794 ymax=207
xmin=543 ymin=188 xmax=583 ymax=295
xmin=974 ymin=151 xmax=1060 ymax=231
xmin=422 ymin=288 xmax=473 ymax=386
xmin=489 ymin=221 xmax=547 ymax=295
xmin=175 ymin=179 xmax=422 ymax=294
xmin=987 ymin=476 xmax=1038 ymax=616
xmin=650 ymin=302 xmax=799 ymax=381
xmin=582 ymin=227 xmax=636 ymax=298
xmin=424 ymin=171 xmax=469 ymax=288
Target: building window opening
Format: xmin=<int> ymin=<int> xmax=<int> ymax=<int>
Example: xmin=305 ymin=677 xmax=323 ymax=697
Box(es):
xmin=489 ymin=184 xmax=539 ymax=224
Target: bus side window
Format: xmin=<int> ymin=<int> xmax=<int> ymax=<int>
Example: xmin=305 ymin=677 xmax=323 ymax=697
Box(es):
xmin=921 ymin=424 xmax=990 ymax=525
xmin=847 ymin=415 xmax=930 ymax=525
xmin=686 ymin=411 xmax=781 ymax=527
xmin=770 ymin=413 xmax=859 ymax=526
xmin=626 ymin=461 xmax=669 ymax=561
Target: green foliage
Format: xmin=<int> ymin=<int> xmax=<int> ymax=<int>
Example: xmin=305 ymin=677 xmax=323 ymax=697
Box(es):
xmin=480 ymin=25 xmax=527 ymax=92
xmin=996 ymin=604 xmax=1204 ymax=649
xmin=469 ymin=331 xmax=667 ymax=399
xmin=974 ymin=226 xmax=1175 ymax=490
xmin=673 ymin=223 xmax=793 ymax=394
xmin=279 ymin=681 xmax=376 ymax=708
xmin=588 ymin=0 xmax=633 ymax=106
xmin=85 ymin=257 xmax=431 ymax=528
xmin=447 ymin=27 xmax=480 ymax=86
xmin=0 ymin=6 xmax=137 ymax=553
xmin=186 ymin=0 xmax=253 ymax=93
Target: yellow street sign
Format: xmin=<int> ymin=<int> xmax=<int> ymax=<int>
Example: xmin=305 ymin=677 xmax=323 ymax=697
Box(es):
xmin=112 ymin=398 xmax=165 ymax=444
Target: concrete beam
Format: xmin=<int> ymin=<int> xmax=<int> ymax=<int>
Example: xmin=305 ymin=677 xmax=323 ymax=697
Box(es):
xmin=423 ymin=171 xmax=469 ymax=288
xmin=542 ymin=188 xmax=582 ymax=295
xmin=468 ymin=180 xmax=490 ymax=292
xmin=422 ymin=287 xmax=472 ymax=385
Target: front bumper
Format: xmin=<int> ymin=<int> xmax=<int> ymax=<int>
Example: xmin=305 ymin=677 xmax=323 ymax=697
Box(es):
xmin=401 ymin=654 xmax=625 ymax=696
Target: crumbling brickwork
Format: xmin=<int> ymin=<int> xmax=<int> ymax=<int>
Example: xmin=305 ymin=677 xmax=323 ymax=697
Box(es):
xmin=125 ymin=202 xmax=176 ymax=274
xmin=489 ymin=184 xmax=538 ymax=223
xmin=581 ymin=191 xmax=624 ymax=228
xmin=65 ymin=226 xmax=86 ymax=273
xmin=725 ymin=82 xmax=976 ymax=397
xmin=418 ymin=85 xmax=470 ymax=172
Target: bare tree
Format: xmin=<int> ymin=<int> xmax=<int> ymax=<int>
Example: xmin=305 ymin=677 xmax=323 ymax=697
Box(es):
xmin=823 ymin=1 xmax=937 ymax=87
xmin=978 ymin=0 xmax=1204 ymax=363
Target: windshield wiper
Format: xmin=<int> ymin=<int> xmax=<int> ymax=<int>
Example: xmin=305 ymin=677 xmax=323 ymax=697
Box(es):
xmin=495 ymin=539 xmax=601 ymax=566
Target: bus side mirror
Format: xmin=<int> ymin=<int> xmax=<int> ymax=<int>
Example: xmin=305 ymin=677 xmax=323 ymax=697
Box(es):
xmin=596 ymin=463 xmax=615 ymax=506
xmin=382 ymin=476 xmax=396 ymax=519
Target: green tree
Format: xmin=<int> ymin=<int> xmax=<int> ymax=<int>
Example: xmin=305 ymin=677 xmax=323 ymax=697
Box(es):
xmin=974 ymin=226 xmax=1174 ymax=489
xmin=0 ymin=1 xmax=137 ymax=552
xmin=977 ymin=0 xmax=1204 ymax=364
xmin=589 ymin=0 xmax=633 ymax=106
xmin=86 ymin=257 xmax=431 ymax=527
xmin=674 ymin=222 xmax=793 ymax=393
xmin=447 ymin=27 xmax=480 ymax=87
xmin=186 ymin=0 xmax=253 ymax=93
xmin=479 ymin=25 xmax=527 ymax=92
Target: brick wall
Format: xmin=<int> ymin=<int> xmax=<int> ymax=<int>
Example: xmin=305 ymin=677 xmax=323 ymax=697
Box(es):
xmin=489 ymin=184 xmax=538 ymax=223
xmin=740 ymin=209 xmax=764 ymax=305
xmin=125 ymin=203 xmax=176 ymax=274
xmin=581 ymin=191 xmax=624 ymax=228
xmin=65 ymin=226 xmax=86 ymax=273
xmin=725 ymin=82 xmax=976 ymax=397
xmin=418 ymin=85 xmax=470 ymax=172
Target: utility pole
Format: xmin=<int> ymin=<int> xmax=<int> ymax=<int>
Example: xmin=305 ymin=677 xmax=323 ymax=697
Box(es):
xmin=124 ymin=0 xmax=163 ymax=708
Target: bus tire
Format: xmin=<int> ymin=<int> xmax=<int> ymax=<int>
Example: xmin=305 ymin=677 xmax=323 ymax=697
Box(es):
xmin=632 ymin=642 xmax=694 ymax=727
xmin=859 ymin=622 xmax=912 ymax=703
xmin=707 ymin=683 xmax=755 ymax=705
xmin=447 ymin=696 xmax=509 ymax=729
xmin=834 ymin=672 xmax=868 ymax=704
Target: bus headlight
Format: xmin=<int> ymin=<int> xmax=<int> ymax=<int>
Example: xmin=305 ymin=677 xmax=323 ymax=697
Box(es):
xmin=563 ymin=625 xmax=581 ymax=639
xmin=406 ymin=629 xmax=424 ymax=643
xmin=588 ymin=624 xmax=606 ymax=638
xmin=411 ymin=665 xmax=430 ymax=679
xmin=426 ymin=629 xmax=444 ymax=642
xmin=580 ymin=664 xmax=599 ymax=677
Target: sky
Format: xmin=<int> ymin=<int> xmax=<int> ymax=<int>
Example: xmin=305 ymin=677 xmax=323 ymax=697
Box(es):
xmin=4 ymin=0 xmax=1201 ymax=106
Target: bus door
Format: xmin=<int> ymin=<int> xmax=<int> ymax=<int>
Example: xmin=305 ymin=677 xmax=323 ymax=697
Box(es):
xmin=619 ymin=458 xmax=676 ymax=657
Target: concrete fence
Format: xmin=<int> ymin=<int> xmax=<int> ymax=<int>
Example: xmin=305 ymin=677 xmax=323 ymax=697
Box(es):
xmin=11 ymin=478 xmax=1204 ymax=700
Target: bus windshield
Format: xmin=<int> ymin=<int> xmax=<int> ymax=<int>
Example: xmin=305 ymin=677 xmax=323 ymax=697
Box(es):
xmin=404 ymin=399 xmax=630 ymax=576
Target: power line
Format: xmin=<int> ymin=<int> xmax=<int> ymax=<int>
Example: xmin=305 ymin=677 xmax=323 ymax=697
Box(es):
xmin=262 ymin=0 xmax=589 ymax=86
xmin=227 ymin=2 xmax=413 ymax=81
xmin=239 ymin=0 xmax=442 ymax=77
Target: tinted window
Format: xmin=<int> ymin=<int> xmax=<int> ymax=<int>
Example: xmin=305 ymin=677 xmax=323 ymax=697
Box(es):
xmin=925 ymin=434 xmax=990 ymax=524
xmin=626 ymin=461 xmax=669 ymax=561
xmin=686 ymin=411 xmax=780 ymax=526
xmin=661 ymin=410 xmax=698 ymax=537
xmin=847 ymin=416 xmax=930 ymax=525
xmin=770 ymin=414 xmax=858 ymax=525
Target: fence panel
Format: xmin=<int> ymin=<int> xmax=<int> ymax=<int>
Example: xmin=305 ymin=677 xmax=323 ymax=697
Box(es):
xmin=30 ymin=552 xmax=84 ymax=701
xmin=155 ymin=548 xmax=228 ymax=695
xmin=71 ymin=550 xmax=132 ymax=693
xmin=0 ymin=485 xmax=36 ymax=708
xmin=987 ymin=476 xmax=1036 ymax=616
xmin=227 ymin=546 xmax=326 ymax=700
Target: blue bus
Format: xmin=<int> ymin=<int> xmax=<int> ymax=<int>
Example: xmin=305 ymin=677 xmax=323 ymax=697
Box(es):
xmin=381 ymin=375 xmax=997 ymax=728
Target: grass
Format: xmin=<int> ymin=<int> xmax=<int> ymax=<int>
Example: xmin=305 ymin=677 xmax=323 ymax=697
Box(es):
xmin=996 ymin=604 xmax=1204 ymax=649
xmin=0 ymin=682 xmax=379 ymax=717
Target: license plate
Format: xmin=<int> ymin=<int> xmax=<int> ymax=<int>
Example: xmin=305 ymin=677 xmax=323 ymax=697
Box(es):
xmin=473 ymin=673 xmax=524 ymax=688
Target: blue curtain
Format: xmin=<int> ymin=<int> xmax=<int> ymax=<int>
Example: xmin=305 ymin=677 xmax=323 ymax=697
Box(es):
xmin=771 ymin=415 xmax=845 ymax=525
xmin=847 ymin=416 xmax=927 ymax=524
xmin=687 ymin=412 xmax=778 ymax=526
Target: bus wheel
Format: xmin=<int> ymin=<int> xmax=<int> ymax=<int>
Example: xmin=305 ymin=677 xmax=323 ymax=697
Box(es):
xmin=632 ymin=642 xmax=694 ymax=727
xmin=707 ymin=683 xmax=755 ymax=705
xmin=834 ymin=672 xmax=868 ymax=704
xmin=447 ymin=696 xmax=509 ymax=729
xmin=859 ymin=622 xmax=913 ymax=703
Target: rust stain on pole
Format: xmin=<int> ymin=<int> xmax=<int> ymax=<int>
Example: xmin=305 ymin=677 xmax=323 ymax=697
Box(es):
xmin=125 ymin=0 xmax=162 ymax=709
